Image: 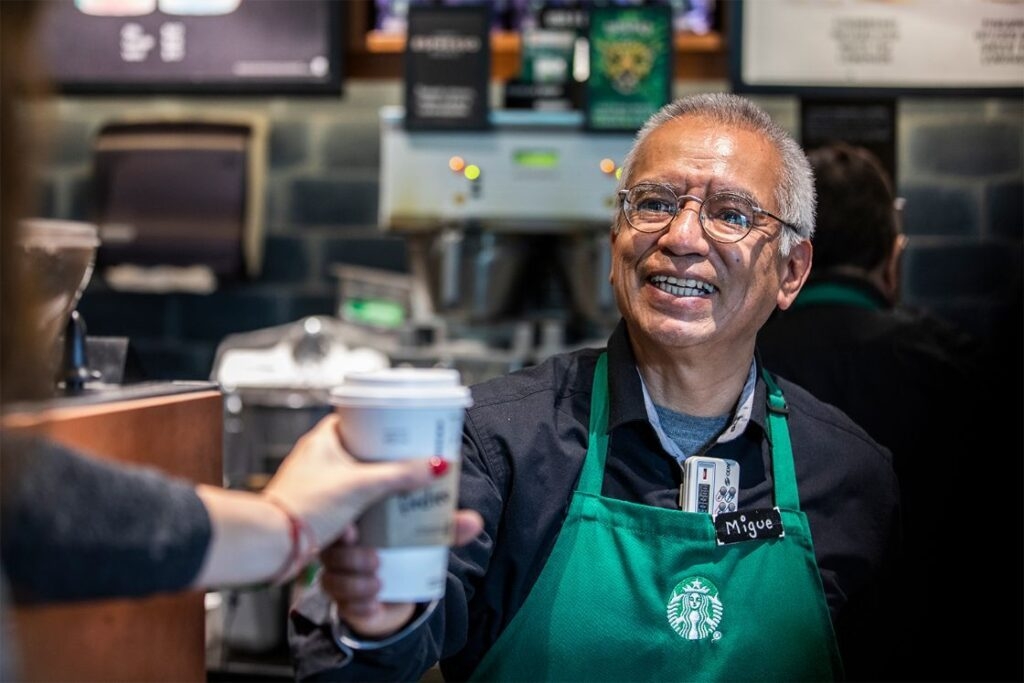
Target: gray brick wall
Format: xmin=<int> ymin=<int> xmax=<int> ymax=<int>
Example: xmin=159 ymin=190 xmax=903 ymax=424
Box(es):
xmin=897 ymin=98 xmax=1023 ymax=345
xmin=33 ymin=83 xmax=1022 ymax=381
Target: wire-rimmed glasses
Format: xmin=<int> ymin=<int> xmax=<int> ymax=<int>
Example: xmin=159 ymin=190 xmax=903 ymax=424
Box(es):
xmin=618 ymin=182 xmax=798 ymax=244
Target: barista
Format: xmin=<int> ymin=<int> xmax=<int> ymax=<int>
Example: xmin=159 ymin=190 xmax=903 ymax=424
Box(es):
xmin=289 ymin=94 xmax=900 ymax=680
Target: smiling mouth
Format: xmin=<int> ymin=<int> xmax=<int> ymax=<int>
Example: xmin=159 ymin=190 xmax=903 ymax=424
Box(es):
xmin=649 ymin=274 xmax=717 ymax=297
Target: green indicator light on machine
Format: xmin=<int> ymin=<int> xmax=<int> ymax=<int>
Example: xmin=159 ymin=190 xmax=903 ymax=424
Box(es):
xmin=464 ymin=164 xmax=481 ymax=181
xmin=513 ymin=150 xmax=559 ymax=169
xmin=342 ymin=298 xmax=405 ymax=329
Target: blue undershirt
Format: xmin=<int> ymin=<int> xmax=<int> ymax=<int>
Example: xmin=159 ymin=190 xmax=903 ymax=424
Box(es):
xmin=652 ymin=405 xmax=729 ymax=459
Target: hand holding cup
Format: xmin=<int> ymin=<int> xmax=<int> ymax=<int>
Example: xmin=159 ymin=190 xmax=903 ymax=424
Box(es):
xmin=330 ymin=368 xmax=474 ymax=603
xmin=320 ymin=510 xmax=483 ymax=638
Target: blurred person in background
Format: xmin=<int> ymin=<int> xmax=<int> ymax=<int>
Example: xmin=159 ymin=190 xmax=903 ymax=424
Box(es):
xmin=0 ymin=2 xmax=482 ymax=678
xmin=758 ymin=142 xmax=1014 ymax=681
xmin=759 ymin=142 xmax=980 ymax=482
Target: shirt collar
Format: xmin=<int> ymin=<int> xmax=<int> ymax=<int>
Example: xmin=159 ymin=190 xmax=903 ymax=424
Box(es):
xmin=606 ymin=321 xmax=649 ymax=429
xmin=804 ymin=272 xmax=891 ymax=310
xmin=605 ymin=320 xmax=761 ymax=455
xmin=638 ymin=358 xmax=756 ymax=462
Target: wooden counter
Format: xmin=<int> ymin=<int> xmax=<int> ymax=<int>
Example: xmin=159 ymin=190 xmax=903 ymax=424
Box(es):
xmin=2 ymin=384 xmax=223 ymax=683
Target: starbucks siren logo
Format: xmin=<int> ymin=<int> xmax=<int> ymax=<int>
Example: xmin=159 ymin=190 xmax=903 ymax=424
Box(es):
xmin=666 ymin=576 xmax=724 ymax=641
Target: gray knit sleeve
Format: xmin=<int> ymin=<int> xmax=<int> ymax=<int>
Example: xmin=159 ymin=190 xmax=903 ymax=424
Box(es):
xmin=0 ymin=434 xmax=212 ymax=603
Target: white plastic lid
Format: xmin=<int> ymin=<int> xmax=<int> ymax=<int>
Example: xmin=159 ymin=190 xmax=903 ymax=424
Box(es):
xmin=330 ymin=367 xmax=473 ymax=408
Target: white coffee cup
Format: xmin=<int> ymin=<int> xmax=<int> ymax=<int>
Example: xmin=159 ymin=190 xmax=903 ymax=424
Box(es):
xmin=330 ymin=368 xmax=472 ymax=602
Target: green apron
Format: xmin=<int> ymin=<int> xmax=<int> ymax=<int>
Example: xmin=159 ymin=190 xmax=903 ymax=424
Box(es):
xmin=470 ymin=354 xmax=842 ymax=682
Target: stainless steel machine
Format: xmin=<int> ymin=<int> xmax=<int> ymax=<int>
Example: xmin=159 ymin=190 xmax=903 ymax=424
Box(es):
xmin=378 ymin=106 xmax=634 ymax=366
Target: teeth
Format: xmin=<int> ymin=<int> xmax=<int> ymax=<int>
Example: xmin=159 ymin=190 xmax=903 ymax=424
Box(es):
xmin=650 ymin=275 xmax=716 ymax=297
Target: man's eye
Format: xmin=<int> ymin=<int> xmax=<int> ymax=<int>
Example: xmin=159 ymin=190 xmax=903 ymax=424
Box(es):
xmin=707 ymin=202 xmax=751 ymax=228
xmin=635 ymin=196 xmax=675 ymax=213
xmin=720 ymin=210 xmax=749 ymax=226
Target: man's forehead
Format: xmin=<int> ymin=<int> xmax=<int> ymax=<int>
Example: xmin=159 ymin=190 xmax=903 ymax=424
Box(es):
xmin=647 ymin=114 xmax=766 ymax=148
xmin=632 ymin=117 xmax=782 ymax=189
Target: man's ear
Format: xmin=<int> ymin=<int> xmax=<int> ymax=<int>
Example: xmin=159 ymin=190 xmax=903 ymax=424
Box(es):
xmin=608 ymin=226 xmax=619 ymax=284
xmin=880 ymin=234 xmax=907 ymax=305
xmin=776 ymin=239 xmax=812 ymax=311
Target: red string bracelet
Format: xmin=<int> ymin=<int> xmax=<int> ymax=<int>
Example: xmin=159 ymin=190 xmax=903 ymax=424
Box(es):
xmin=264 ymin=494 xmax=320 ymax=586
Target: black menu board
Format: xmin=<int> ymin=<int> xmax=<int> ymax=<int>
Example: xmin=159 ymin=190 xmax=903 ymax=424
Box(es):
xmin=37 ymin=0 xmax=343 ymax=95
xmin=403 ymin=4 xmax=491 ymax=131
xmin=801 ymin=99 xmax=898 ymax=183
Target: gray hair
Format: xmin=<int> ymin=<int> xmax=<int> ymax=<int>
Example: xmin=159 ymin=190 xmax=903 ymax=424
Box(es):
xmin=616 ymin=93 xmax=815 ymax=256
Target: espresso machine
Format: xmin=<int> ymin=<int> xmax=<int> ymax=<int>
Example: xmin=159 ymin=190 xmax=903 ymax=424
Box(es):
xmin=378 ymin=106 xmax=633 ymax=373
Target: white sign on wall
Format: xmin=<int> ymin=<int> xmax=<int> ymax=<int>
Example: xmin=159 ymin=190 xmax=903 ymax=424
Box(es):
xmin=738 ymin=0 xmax=1024 ymax=92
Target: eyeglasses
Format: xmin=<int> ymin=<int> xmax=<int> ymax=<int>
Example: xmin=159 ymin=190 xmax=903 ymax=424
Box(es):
xmin=618 ymin=183 xmax=798 ymax=244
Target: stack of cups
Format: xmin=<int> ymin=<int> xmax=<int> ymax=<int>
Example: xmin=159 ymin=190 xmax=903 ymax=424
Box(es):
xmin=330 ymin=368 xmax=472 ymax=602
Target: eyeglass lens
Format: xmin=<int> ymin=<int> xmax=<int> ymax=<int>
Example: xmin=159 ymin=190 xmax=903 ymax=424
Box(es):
xmin=623 ymin=185 xmax=756 ymax=243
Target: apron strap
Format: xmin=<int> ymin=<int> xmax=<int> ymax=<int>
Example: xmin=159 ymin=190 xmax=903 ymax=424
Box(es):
xmin=794 ymin=282 xmax=881 ymax=310
xmin=761 ymin=368 xmax=800 ymax=511
xmin=582 ymin=354 xmax=801 ymax=511
xmin=578 ymin=353 xmax=610 ymax=496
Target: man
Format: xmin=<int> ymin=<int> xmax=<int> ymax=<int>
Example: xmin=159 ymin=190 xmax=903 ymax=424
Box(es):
xmin=758 ymin=143 xmax=1008 ymax=681
xmin=290 ymin=94 xmax=900 ymax=681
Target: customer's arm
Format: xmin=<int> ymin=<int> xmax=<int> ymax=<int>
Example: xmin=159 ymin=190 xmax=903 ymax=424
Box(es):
xmin=193 ymin=414 xmax=442 ymax=588
xmin=0 ymin=433 xmax=211 ymax=602
xmin=0 ymin=415 xmax=445 ymax=601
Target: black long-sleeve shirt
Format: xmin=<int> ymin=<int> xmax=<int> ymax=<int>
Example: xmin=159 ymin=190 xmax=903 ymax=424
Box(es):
xmin=290 ymin=321 xmax=900 ymax=681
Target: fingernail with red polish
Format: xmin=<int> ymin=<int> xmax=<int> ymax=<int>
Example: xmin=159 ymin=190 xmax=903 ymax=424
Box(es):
xmin=429 ymin=456 xmax=449 ymax=477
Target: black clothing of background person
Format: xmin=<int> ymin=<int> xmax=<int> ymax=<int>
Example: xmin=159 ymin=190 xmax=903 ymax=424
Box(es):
xmin=756 ymin=143 xmax=1009 ymax=682
xmin=759 ymin=272 xmax=980 ymax=532
xmin=758 ymin=272 xmax=985 ymax=681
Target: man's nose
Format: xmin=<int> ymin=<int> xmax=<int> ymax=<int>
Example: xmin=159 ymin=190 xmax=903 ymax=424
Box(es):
xmin=659 ymin=201 xmax=708 ymax=252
